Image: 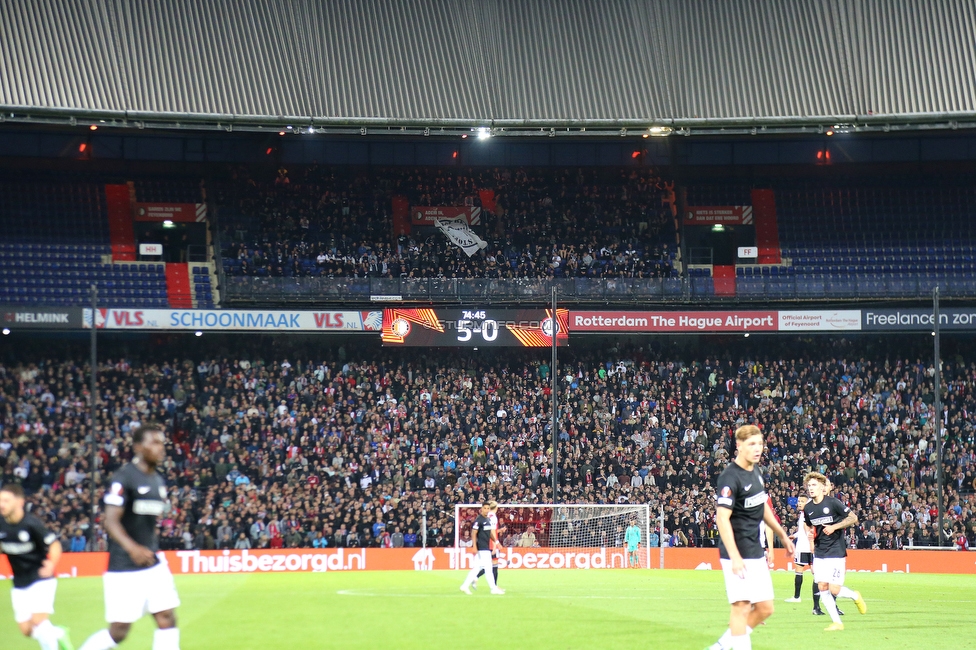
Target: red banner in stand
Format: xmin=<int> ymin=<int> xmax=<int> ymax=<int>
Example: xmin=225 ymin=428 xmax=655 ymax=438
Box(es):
xmin=571 ymin=310 xmax=778 ymax=333
xmin=133 ymin=203 xmax=207 ymax=223
xmin=391 ymin=196 xmax=410 ymax=236
xmin=1 ymin=548 xmax=973 ymax=577
xmin=684 ymin=206 xmax=753 ymax=225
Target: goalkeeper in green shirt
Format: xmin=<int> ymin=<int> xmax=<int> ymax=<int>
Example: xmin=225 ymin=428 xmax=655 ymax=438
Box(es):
xmin=625 ymin=519 xmax=642 ymax=568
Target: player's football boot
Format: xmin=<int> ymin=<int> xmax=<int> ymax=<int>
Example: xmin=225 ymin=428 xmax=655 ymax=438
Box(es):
xmin=784 ymin=597 xmax=801 ymax=603
xmin=853 ymin=591 xmax=867 ymax=614
xmin=56 ymin=626 xmax=75 ymax=650
xmin=824 ymin=622 xmax=844 ymax=631
xmin=460 ymin=585 xmax=472 ymax=595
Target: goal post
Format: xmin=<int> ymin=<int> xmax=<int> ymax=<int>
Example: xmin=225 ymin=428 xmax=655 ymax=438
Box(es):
xmin=454 ymin=503 xmax=652 ymax=569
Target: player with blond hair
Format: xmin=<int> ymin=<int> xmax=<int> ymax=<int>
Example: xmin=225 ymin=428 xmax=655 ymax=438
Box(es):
xmin=706 ymin=425 xmax=794 ymax=650
xmin=802 ymin=472 xmax=866 ymax=631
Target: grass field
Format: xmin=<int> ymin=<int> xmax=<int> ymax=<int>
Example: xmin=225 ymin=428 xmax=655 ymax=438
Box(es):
xmin=2 ymin=570 xmax=975 ymax=649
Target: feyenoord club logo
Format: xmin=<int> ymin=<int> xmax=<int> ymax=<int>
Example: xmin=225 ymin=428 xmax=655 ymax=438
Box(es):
xmin=390 ymin=318 xmax=411 ymax=338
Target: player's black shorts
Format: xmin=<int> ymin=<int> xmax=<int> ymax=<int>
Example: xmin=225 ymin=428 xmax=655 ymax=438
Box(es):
xmin=794 ymin=552 xmax=813 ymax=566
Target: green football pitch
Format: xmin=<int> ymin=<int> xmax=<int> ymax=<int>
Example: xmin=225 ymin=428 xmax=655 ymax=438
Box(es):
xmin=2 ymin=570 xmax=974 ymax=649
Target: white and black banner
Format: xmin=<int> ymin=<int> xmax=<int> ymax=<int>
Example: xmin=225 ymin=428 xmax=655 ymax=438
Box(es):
xmin=434 ymin=219 xmax=488 ymax=257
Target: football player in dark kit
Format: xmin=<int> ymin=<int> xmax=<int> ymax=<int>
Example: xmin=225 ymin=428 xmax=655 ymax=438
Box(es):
xmin=0 ymin=483 xmax=73 ymax=650
xmin=706 ymin=425 xmax=793 ymax=650
xmin=79 ymin=424 xmax=181 ymax=650
xmin=802 ymin=472 xmax=867 ymax=631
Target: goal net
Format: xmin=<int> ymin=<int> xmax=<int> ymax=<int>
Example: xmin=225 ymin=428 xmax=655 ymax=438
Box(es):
xmin=454 ymin=503 xmax=652 ymax=568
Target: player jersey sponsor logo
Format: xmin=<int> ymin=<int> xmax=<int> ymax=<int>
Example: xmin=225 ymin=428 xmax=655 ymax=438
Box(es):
xmin=132 ymin=499 xmax=166 ymax=516
xmin=809 ymin=516 xmax=834 ymax=526
xmin=743 ymin=491 xmax=767 ymax=509
xmin=18 ymin=530 xmax=29 ymax=542
xmin=0 ymin=541 xmax=35 ymax=554
xmin=137 ymin=486 xmax=151 ymax=494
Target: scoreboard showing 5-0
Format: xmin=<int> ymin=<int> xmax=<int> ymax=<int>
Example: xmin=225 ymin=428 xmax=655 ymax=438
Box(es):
xmin=382 ymin=308 xmax=569 ymax=347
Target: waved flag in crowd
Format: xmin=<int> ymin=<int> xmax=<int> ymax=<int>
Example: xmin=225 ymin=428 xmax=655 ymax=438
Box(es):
xmin=434 ymin=218 xmax=488 ymax=257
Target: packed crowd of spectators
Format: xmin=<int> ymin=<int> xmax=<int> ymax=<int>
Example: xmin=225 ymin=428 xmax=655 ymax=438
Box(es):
xmin=2 ymin=335 xmax=974 ymax=553
xmin=217 ymin=166 xmax=678 ymax=280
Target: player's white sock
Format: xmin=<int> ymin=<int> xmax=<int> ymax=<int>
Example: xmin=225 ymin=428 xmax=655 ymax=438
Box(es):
xmin=728 ymin=634 xmax=752 ymax=650
xmin=30 ymin=619 xmax=62 ymax=650
xmin=837 ymin=586 xmax=858 ymax=600
xmin=152 ymin=627 xmax=180 ymax=650
xmin=79 ymin=629 xmax=117 ymax=650
xmin=819 ymin=591 xmax=841 ymax=624
xmin=714 ymin=626 xmax=752 ymax=650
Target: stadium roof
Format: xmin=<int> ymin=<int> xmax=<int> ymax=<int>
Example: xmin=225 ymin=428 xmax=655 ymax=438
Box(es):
xmin=1 ymin=0 xmax=975 ymax=137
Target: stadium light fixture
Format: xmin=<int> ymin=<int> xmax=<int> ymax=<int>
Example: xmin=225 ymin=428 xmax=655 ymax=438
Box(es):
xmin=195 ymin=331 xmax=203 ymax=337
xmin=648 ymin=126 xmax=672 ymax=137
xmin=826 ymin=128 xmax=835 ymax=136
xmin=477 ymin=127 xmax=491 ymax=140
xmin=1 ymin=328 xmax=9 ymax=336
xmin=89 ymin=125 xmax=98 ymax=131
xmin=711 ymin=224 xmax=725 ymax=232
xmin=642 ymin=133 xmax=649 ymax=138
xmin=163 ymin=220 xmax=175 ymax=228
xmin=744 ymin=333 xmax=750 ymax=338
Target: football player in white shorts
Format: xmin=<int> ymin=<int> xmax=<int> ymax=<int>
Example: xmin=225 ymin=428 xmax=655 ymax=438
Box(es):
xmin=0 ymin=483 xmax=73 ymax=650
xmin=706 ymin=425 xmax=793 ymax=650
xmin=802 ymin=472 xmax=867 ymax=631
xmin=79 ymin=425 xmax=181 ymax=650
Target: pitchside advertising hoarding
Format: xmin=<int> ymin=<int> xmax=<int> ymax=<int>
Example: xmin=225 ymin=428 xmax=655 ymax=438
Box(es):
xmin=571 ymin=310 xmax=861 ymax=333
xmin=5 ymin=306 xmax=975 ymax=334
xmin=1 ymin=548 xmax=971 ymax=578
xmin=83 ymin=308 xmax=383 ymax=331
xmin=862 ymin=307 xmax=976 ymax=331
xmin=1 ymin=306 xmax=84 ymax=329
xmin=571 ymin=310 xmax=778 ymax=333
